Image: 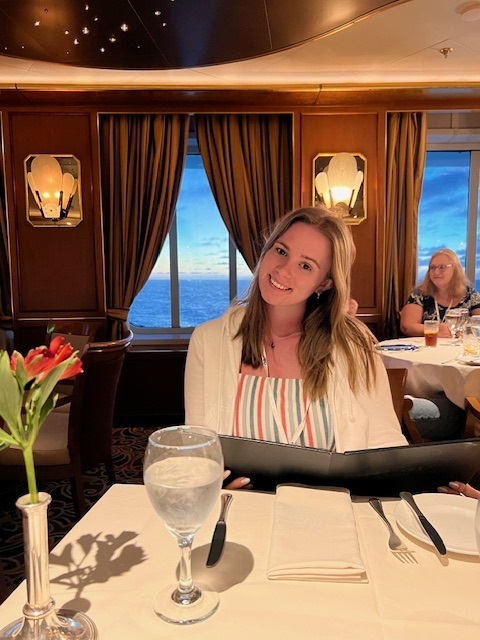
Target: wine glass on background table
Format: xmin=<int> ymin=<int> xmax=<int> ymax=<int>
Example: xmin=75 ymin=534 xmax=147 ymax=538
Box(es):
xmin=444 ymin=309 xmax=462 ymax=345
xmin=144 ymin=426 xmax=224 ymax=624
xmin=457 ymin=308 xmax=470 ymax=340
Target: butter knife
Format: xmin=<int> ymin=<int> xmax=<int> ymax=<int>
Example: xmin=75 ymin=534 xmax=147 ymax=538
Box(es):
xmin=399 ymin=491 xmax=447 ymax=555
xmin=206 ymin=493 xmax=233 ymax=567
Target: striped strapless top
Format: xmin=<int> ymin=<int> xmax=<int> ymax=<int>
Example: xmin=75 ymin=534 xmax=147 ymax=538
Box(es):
xmin=233 ymin=373 xmax=334 ymax=450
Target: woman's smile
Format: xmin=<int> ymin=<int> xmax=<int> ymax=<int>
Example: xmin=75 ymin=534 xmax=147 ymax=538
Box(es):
xmin=269 ymin=275 xmax=291 ymax=292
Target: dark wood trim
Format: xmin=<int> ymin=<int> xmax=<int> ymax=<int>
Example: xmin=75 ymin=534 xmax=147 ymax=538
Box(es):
xmin=2 ymin=85 xmax=480 ymax=111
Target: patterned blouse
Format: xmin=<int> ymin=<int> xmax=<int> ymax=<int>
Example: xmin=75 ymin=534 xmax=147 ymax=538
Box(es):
xmin=233 ymin=373 xmax=334 ymax=450
xmin=404 ymin=284 xmax=480 ymax=321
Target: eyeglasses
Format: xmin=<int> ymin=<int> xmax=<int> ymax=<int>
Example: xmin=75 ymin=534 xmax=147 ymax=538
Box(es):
xmin=428 ymin=264 xmax=452 ymax=273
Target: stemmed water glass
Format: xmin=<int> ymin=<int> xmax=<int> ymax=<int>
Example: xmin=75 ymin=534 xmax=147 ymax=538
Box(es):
xmin=144 ymin=426 xmax=224 ymax=624
xmin=444 ymin=309 xmax=468 ymax=345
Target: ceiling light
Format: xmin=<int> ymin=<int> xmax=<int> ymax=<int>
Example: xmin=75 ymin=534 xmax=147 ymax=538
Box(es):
xmin=439 ymin=47 xmax=453 ymax=58
xmin=460 ymin=3 xmax=480 ymax=21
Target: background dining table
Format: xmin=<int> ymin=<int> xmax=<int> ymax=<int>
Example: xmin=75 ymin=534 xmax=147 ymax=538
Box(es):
xmin=0 ymin=484 xmax=478 ymax=640
xmin=378 ymin=337 xmax=480 ymax=409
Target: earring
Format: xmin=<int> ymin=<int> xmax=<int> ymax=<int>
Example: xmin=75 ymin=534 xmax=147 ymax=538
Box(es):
xmin=316 ymin=290 xmax=321 ymax=299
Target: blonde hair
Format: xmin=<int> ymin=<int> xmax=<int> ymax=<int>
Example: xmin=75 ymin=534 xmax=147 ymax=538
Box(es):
xmin=419 ymin=248 xmax=468 ymax=299
xmin=236 ymin=206 xmax=378 ymax=400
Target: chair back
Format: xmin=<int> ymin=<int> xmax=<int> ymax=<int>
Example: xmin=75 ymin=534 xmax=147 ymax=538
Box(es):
xmin=69 ymin=330 xmax=133 ymax=474
xmin=46 ymin=319 xmax=104 ymax=355
xmin=386 ymin=367 xmax=424 ymax=444
xmin=385 ymin=368 xmax=408 ymax=424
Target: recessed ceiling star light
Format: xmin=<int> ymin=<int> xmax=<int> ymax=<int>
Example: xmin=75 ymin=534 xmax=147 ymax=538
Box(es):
xmin=34 ymin=21 xmax=40 ymax=26
xmin=82 ymin=27 xmax=89 ymax=35
xmin=120 ymin=23 xmax=129 ymax=32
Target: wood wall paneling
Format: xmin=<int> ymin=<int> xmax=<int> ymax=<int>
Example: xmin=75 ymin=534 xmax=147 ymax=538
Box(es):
xmin=299 ymin=113 xmax=382 ymax=324
xmin=5 ymin=112 xmax=105 ymax=319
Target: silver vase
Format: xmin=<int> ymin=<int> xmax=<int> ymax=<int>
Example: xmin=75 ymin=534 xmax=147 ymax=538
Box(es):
xmin=0 ymin=492 xmax=97 ymax=639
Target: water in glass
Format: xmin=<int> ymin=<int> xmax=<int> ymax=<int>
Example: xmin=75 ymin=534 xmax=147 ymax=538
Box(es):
xmin=144 ymin=426 xmax=223 ymax=624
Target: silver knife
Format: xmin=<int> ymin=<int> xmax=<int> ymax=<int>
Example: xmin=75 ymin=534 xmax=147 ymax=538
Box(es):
xmin=206 ymin=493 xmax=233 ymax=567
xmin=399 ymin=491 xmax=447 ymax=556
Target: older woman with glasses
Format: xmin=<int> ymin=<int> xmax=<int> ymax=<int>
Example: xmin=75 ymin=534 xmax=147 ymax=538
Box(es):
xmin=400 ymin=248 xmax=480 ymax=338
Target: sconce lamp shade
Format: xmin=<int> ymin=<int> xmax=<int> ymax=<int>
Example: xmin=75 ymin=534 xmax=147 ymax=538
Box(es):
xmin=27 ymin=155 xmax=78 ymax=220
xmin=315 ymin=153 xmax=364 ymax=215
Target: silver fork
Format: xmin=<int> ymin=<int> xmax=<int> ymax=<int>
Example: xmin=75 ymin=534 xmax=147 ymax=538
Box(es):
xmin=368 ymin=498 xmax=416 ymax=563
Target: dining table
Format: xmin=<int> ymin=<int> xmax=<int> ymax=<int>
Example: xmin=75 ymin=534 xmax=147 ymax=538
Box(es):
xmin=0 ymin=483 xmax=479 ymax=640
xmin=377 ymin=336 xmax=480 ymax=409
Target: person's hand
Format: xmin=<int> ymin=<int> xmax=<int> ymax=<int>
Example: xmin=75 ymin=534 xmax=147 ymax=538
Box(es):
xmin=223 ymin=469 xmax=252 ymax=490
xmin=438 ymin=481 xmax=480 ymax=499
xmin=437 ymin=323 xmax=451 ymax=338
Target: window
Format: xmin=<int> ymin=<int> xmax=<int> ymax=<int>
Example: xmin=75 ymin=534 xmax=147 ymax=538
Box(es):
xmin=418 ymin=112 xmax=480 ymax=290
xmin=130 ymin=143 xmax=252 ymax=333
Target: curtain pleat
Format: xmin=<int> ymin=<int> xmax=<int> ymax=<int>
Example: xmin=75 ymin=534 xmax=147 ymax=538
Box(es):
xmin=99 ymin=113 xmax=190 ymax=337
xmin=384 ymin=112 xmax=427 ymax=338
xmin=196 ymin=114 xmax=293 ymax=269
xmin=0 ymin=154 xmax=12 ymax=329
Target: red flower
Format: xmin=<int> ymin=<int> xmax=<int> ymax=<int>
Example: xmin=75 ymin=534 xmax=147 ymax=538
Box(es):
xmin=10 ymin=337 xmax=83 ymax=383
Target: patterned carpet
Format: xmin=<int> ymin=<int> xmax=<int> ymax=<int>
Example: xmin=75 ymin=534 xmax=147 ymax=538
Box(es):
xmin=0 ymin=425 xmax=157 ymax=601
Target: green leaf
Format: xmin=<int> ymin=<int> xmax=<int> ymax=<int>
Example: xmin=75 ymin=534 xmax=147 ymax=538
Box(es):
xmin=0 ymin=351 xmax=23 ymax=427
xmin=0 ymin=428 xmax=19 ymax=449
xmin=12 ymin=353 xmax=28 ymax=390
xmin=37 ymin=395 xmax=57 ymax=426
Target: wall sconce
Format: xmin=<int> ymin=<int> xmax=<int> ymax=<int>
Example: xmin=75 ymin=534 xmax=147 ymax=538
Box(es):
xmin=24 ymin=154 xmax=83 ymax=227
xmin=313 ymin=152 xmax=366 ymax=224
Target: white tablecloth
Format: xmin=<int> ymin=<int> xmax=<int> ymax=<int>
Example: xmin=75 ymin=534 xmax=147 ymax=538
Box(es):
xmin=379 ymin=337 xmax=480 ymax=408
xmin=1 ymin=484 xmax=479 ymax=640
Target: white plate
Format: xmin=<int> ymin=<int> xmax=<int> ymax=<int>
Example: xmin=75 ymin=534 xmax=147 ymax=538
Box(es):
xmin=395 ymin=493 xmax=478 ymax=555
xmin=456 ymin=354 xmax=480 ymax=366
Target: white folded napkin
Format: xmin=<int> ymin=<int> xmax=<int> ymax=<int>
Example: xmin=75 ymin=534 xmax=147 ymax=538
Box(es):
xmin=267 ymin=485 xmax=367 ymax=582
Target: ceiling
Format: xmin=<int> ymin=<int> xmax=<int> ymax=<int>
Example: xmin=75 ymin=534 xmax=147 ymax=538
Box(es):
xmin=0 ymin=0 xmax=479 ymax=89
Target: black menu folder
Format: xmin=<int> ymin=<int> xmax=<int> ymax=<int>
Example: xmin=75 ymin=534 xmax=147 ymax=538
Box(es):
xmin=219 ymin=435 xmax=480 ymax=496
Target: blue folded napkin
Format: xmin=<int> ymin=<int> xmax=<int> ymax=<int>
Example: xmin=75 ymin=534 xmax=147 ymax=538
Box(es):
xmin=376 ymin=343 xmax=419 ymax=351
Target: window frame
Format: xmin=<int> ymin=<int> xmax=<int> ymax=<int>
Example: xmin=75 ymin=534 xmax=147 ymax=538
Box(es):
xmin=424 ymin=138 xmax=480 ymax=286
xmin=130 ymin=145 xmax=249 ymax=345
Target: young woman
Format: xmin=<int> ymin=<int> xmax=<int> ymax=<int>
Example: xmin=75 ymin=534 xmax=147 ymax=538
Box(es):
xmin=400 ymin=248 xmax=480 ymax=337
xmin=185 ymin=207 xmax=407 ymax=487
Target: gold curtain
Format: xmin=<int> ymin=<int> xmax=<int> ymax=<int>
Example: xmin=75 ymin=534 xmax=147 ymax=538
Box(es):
xmin=99 ymin=113 xmax=190 ymax=337
xmin=0 ymin=153 xmax=12 ymax=329
xmin=384 ymin=112 xmax=427 ymax=338
xmin=196 ymin=114 xmax=293 ymax=269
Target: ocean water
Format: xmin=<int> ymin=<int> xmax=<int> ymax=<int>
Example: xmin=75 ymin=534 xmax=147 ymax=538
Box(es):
xmin=130 ymin=277 xmax=251 ymax=328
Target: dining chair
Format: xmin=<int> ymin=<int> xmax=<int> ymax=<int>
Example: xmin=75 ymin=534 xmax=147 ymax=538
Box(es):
xmin=385 ymin=368 xmax=424 ymax=444
xmin=0 ymin=330 xmax=133 ymax=517
xmin=45 ymin=318 xmax=105 ymax=398
xmin=464 ymin=396 xmax=480 ymax=438
xmin=45 ymin=318 xmax=104 ymax=346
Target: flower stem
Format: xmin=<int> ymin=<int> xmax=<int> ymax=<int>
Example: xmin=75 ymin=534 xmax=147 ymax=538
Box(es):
xmin=22 ymin=445 xmax=38 ymax=504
